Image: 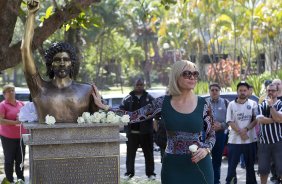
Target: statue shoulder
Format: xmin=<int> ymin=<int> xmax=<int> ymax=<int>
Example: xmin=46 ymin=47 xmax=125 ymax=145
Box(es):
xmin=72 ymin=82 xmax=92 ymax=91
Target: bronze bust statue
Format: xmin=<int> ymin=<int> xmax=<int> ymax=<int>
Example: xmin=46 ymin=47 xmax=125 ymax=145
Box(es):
xmin=21 ymin=0 xmax=99 ymax=123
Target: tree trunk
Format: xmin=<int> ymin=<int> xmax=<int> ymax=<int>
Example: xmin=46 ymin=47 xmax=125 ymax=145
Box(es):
xmin=0 ymin=0 xmax=100 ymax=72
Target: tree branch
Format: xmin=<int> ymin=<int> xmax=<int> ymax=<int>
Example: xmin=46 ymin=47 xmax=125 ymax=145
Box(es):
xmin=0 ymin=0 xmax=100 ymax=71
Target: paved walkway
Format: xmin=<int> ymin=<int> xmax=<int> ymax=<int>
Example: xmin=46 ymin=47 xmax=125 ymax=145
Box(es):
xmin=0 ymin=140 xmax=274 ymax=184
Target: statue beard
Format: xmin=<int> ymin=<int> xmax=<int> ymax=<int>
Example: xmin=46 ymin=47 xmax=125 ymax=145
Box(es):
xmin=53 ymin=67 xmax=71 ymax=79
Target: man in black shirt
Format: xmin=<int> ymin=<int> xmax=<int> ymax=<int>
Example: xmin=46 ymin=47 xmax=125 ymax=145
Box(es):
xmin=120 ymin=78 xmax=156 ymax=180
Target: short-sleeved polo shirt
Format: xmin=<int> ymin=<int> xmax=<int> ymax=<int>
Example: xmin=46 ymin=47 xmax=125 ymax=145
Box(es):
xmin=0 ymin=100 xmax=27 ymax=138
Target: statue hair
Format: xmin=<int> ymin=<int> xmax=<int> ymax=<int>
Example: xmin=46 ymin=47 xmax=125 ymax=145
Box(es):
xmin=44 ymin=42 xmax=79 ymax=79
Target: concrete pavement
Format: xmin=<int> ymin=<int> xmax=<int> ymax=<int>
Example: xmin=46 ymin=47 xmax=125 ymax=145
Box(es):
xmin=0 ymin=141 xmax=274 ymax=184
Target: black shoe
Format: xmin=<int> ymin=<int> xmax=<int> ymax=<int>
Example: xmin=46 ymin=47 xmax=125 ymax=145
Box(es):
xmin=124 ymin=173 xmax=134 ymax=180
xmin=271 ymin=176 xmax=278 ymax=182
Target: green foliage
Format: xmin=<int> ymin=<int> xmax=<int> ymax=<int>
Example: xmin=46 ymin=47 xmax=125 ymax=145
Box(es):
xmin=273 ymin=69 xmax=282 ymax=80
xmin=1 ymin=178 xmax=10 ymax=184
xmin=230 ymin=78 xmax=241 ymax=92
xmin=246 ymin=75 xmax=264 ymax=97
xmin=194 ymin=81 xmax=209 ymax=95
xmin=1 ymin=178 xmax=25 ymax=184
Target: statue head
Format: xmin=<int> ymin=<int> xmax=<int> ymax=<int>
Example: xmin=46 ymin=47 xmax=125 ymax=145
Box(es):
xmin=44 ymin=42 xmax=79 ymax=79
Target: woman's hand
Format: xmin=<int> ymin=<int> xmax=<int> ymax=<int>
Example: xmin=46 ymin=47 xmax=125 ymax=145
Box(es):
xmin=191 ymin=148 xmax=209 ymax=163
xmin=91 ymin=84 xmax=110 ymax=111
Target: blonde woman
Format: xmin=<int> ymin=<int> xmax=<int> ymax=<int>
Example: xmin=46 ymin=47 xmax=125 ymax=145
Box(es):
xmin=93 ymin=60 xmax=215 ymax=184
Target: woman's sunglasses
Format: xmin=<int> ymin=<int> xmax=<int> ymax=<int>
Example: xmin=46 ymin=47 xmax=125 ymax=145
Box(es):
xmin=181 ymin=70 xmax=199 ymax=80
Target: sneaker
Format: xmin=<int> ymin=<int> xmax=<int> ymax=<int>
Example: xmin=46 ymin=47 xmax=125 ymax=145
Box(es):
xmin=124 ymin=173 xmax=134 ymax=180
xmin=148 ymin=175 xmax=156 ymax=180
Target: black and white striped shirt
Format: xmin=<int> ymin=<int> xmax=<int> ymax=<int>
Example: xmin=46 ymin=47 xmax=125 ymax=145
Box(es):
xmin=258 ymin=99 xmax=282 ymax=144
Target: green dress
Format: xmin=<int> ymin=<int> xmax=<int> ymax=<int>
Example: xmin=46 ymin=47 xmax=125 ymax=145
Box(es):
xmin=128 ymin=95 xmax=215 ymax=184
xmin=161 ymin=95 xmax=214 ymax=184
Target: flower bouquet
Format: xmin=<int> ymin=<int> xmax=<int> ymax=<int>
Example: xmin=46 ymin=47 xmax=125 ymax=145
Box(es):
xmin=77 ymin=111 xmax=130 ymax=124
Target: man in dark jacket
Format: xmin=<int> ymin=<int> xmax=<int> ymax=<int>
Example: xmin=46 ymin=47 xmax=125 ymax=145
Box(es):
xmin=120 ymin=78 xmax=156 ymax=180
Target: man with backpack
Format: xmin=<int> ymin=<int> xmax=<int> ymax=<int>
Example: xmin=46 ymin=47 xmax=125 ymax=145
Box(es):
xmin=207 ymin=83 xmax=229 ymax=184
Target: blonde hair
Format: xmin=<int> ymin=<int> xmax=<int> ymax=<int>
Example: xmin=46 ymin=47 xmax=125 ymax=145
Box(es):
xmin=168 ymin=60 xmax=197 ymax=96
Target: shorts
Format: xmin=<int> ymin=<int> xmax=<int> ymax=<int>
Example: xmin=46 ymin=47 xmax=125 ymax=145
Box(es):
xmin=257 ymin=141 xmax=282 ymax=175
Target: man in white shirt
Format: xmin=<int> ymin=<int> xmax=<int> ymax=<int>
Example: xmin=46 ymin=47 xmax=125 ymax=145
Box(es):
xmin=225 ymin=81 xmax=258 ymax=184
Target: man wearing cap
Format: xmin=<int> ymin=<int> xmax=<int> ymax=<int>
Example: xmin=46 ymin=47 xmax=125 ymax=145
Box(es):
xmin=206 ymin=83 xmax=229 ymax=184
xmin=225 ymin=81 xmax=258 ymax=184
xmin=0 ymin=84 xmax=28 ymax=183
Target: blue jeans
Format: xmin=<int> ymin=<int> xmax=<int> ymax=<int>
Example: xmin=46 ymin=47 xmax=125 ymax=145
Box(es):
xmin=226 ymin=143 xmax=257 ymax=184
xmin=212 ymin=131 xmax=226 ymax=184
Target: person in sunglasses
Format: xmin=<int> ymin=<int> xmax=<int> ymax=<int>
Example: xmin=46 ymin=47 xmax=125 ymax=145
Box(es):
xmin=206 ymin=83 xmax=229 ymax=184
xmin=92 ymin=60 xmax=216 ymax=184
xmin=256 ymin=83 xmax=282 ymax=184
xmin=21 ymin=0 xmax=99 ymax=123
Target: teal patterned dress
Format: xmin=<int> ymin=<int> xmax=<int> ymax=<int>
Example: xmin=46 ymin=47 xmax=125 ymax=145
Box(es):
xmin=127 ymin=95 xmax=215 ymax=184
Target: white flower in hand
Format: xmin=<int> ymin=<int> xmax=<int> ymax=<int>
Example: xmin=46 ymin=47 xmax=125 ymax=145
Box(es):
xmin=77 ymin=117 xmax=85 ymax=124
xmin=121 ymin=115 xmax=130 ymax=123
xmin=45 ymin=114 xmax=56 ymax=125
xmin=189 ymin=144 xmax=198 ymax=153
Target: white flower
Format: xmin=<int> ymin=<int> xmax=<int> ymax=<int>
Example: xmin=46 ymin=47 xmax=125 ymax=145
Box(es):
xmin=121 ymin=115 xmax=130 ymax=123
xmin=82 ymin=112 xmax=91 ymax=123
xmin=106 ymin=112 xmax=116 ymax=123
xmin=99 ymin=111 xmax=106 ymax=119
xmin=189 ymin=144 xmax=198 ymax=153
xmin=111 ymin=115 xmax=121 ymax=124
xmin=45 ymin=114 xmax=56 ymax=125
xmin=100 ymin=117 xmax=107 ymax=123
xmin=107 ymin=111 xmax=115 ymax=116
xmin=77 ymin=111 xmax=129 ymax=124
xmin=77 ymin=117 xmax=85 ymax=124
xmin=91 ymin=112 xmax=102 ymax=123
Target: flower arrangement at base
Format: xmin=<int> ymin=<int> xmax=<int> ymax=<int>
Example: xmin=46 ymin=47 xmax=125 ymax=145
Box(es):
xmin=77 ymin=111 xmax=130 ymax=124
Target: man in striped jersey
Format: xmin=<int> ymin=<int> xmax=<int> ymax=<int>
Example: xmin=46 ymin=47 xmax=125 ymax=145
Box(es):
xmin=257 ymin=83 xmax=282 ymax=184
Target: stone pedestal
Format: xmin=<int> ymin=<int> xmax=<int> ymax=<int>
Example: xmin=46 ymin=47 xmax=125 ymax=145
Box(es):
xmin=24 ymin=123 xmax=125 ymax=184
